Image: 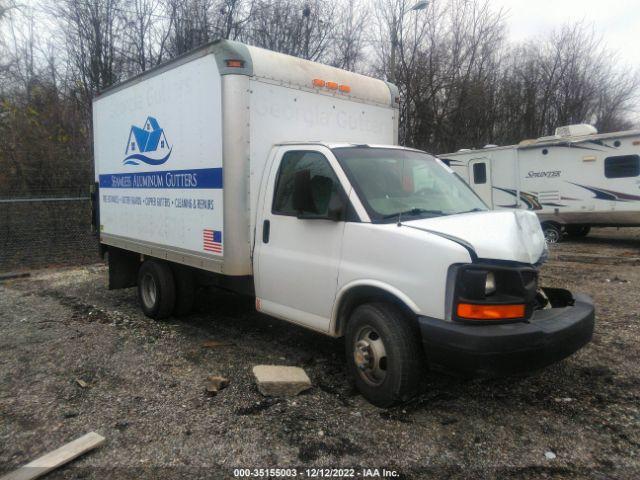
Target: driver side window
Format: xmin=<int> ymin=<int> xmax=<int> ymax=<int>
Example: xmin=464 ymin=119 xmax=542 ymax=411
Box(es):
xmin=272 ymin=150 xmax=340 ymax=216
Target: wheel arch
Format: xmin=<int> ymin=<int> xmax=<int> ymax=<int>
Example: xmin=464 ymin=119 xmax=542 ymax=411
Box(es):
xmin=540 ymin=220 xmax=562 ymax=228
xmin=330 ymin=281 xmax=420 ymax=337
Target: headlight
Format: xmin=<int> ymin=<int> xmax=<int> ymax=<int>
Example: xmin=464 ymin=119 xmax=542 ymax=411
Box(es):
xmin=453 ymin=264 xmax=539 ymax=323
xmin=485 ymin=272 xmax=496 ymax=295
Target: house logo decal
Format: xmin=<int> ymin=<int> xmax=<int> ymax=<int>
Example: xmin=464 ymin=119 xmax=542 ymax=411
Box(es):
xmin=124 ymin=116 xmax=172 ymax=166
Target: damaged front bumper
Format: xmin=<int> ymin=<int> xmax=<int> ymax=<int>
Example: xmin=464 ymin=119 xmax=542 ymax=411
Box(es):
xmin=418 ymin=289 xmax=595 ymax=376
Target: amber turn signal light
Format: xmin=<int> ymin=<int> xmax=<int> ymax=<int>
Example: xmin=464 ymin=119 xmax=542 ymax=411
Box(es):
xmin=457 ymin=303 xmax=525 ymax=320
xmin=225 ymin=59 xmax=244 ymax=68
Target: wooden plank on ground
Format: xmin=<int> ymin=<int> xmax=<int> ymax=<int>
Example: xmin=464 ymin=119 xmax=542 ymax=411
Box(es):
xmin=0 ymin=432 xmax=105 ymax=480
xmin=0 ymin=272 xmax=30 ymax=282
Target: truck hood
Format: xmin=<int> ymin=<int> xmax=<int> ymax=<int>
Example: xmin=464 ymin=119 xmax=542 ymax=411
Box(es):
xmin=403 ymin=210 xmax=547 ymax=264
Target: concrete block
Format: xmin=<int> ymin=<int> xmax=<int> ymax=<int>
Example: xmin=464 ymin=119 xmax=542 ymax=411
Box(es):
xmin=252 ymin=365 xmax=311 ymax=397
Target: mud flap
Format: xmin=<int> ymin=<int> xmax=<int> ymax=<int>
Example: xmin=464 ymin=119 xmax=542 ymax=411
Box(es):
xmin=107 ymin=247 xmax=139 ymax=290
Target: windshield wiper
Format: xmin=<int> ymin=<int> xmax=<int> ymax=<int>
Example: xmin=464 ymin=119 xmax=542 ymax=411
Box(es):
xmin=382 ymin=208 xmax=444 ymax=220
xmin=456 ymin=208 xmax=486 ymax=214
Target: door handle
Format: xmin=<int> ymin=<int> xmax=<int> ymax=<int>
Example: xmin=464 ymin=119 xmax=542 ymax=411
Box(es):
xmin=263 ymin=219 xmax=270 ymax=243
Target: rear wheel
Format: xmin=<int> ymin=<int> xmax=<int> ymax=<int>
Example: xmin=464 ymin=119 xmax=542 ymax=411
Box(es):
xmin=138 ymin=259 xmax=176 ymax=319
xmin=565 ymin=225 xmax=591 ymax=238
xmin=345 ymin=303 xmax=424 ymax=407
xmin=541 ymin=222 xmax=562 ymax=244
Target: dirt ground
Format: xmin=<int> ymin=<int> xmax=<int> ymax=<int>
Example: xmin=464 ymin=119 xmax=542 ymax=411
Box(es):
xmin=1 ymin=228 xmax=639 ymax=479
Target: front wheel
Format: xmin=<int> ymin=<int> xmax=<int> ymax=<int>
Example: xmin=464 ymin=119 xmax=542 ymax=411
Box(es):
xmin=345 ymin=303 xmax=424 ymax=407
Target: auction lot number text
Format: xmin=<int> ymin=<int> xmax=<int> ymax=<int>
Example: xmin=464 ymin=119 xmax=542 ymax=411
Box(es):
xmin=233 ymin=468 xmax=399 ymax=478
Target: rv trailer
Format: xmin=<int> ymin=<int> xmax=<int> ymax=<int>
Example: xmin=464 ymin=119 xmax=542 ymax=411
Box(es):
xmin=439 ymin=124 xmax=640 ymax=242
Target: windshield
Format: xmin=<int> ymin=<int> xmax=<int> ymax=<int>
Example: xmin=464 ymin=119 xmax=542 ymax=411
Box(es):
xmin=332 ymin=147 xmax=488 ymax=222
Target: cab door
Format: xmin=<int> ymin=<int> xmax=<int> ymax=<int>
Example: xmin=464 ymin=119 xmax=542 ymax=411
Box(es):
xmin=469 ymin=158 xmax=493 ymax=207
xmin=253 ymin=146 xmax=349 ymax=332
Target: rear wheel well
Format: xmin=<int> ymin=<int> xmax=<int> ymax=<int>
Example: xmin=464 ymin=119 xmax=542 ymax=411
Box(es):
xmin=334 ymin=286 xmax=417 ymax=337
xmin=540 ymin=220 xmax=562 ymax=229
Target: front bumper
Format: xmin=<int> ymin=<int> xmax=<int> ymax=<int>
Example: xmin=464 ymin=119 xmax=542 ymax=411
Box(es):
xmin=418 ymin=293 xmax=595 ymax=376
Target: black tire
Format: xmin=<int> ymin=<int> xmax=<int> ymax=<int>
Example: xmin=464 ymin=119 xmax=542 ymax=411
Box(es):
xmin=172 ymin=266 xmax=196 ymax=317
xmin=541 ymin=222 xmax=562 ymax=244
xmin=137 ymin=259 xmax=176 ymax=319
xmin=566 ymin=225 xmax=591 ymax=238
xmin=345 ymin=303 xmax=424 ymax=407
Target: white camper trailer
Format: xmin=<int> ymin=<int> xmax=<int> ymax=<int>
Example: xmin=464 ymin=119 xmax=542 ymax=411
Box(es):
xmin=92 ymin=40 xmax=594 ymax=406
xmin=440 ymin=124 xmax=640 ymax=242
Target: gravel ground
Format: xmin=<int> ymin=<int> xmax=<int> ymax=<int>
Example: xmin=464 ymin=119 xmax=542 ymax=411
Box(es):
xmin=1 ymin=227 xmax=639 ymax=479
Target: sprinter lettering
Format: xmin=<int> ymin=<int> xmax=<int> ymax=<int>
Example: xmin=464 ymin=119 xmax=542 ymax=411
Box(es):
xmin=526 ymin=170 xmax=561 ymax=178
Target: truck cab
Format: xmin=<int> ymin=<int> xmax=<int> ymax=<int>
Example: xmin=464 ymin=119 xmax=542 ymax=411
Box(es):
xmin=252 ymin=142 xmax=594 ymax=406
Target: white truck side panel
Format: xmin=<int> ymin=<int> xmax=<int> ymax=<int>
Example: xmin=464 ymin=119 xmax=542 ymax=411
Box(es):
xmin=94 ymin=55 xmax=225 ymax=262
xmin=248 ymin=79 xmax=396 ymax=232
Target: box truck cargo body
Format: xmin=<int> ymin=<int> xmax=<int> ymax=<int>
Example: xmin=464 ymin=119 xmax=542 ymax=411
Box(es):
xmin=94 ymin=41 xmax=397 ymax=276
xmin=439 ymin=125 xmax=640 ymax=242
xmin=93 ymin=40 xmax=594 ymax=406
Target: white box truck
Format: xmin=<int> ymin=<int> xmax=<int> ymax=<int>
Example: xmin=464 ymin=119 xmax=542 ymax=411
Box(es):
xmin=440 ymin=124 xmax=640 ymax=243
xmin=93 ymin=40 xmax=595 ymax=406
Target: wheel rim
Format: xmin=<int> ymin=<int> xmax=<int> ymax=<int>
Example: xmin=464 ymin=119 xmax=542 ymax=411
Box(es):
xmin=544 ymin=227 xmax=560 ymax=244
xmin=353 ymin=326 xmax=388 ymax=386
xmin=141 ymin=272 xmax=157 ymax=308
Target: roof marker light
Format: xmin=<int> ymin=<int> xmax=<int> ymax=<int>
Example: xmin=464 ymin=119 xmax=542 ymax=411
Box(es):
xmin=339 ymin=85 xmax=351 ymax=93
xmin=326 ymin=81 xmax=339 ymax=90
xmin=225 ymin=59 xmax=244 ymax=68
xmin=312 ymin=79 xmax=325 ymax=88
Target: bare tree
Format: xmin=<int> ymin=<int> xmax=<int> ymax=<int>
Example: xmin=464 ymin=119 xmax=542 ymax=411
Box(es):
xmin=1 ymin=0 xmax=639 ymax=204
xmin=0 ymin=3 xmax=92 ymax=198
xmin=49 ymin=0 xmax=124 ymax=111
xmin=121 ymin=0 xmax=172 ymax=74
xmin=246 ymin=0 xmax=335 ymax=61
xmin=164 ymin=0 xmax=215 ymax=56
xmin=329 ymin=0 xmax=368 ymax=71
xmin=491 ymin=24 xmax=640 ymax=146
xmin=213 ymin=0 xmax=254 ymax=40
xmin=372 ymin=0 xmax=506 ymax=150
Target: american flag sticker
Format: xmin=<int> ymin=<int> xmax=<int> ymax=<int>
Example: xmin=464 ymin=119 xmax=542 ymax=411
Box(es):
xmin=203 ymin=229 xmax=223 ymax=254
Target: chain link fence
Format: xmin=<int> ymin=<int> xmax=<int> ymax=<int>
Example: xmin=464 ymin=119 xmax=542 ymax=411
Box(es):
xmin=0 ymin=189 xmax=100 ymax=273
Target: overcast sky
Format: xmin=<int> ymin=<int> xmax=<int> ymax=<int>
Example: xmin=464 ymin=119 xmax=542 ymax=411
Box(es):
xmin=492 ymin=0 xmax=640 ymax=67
